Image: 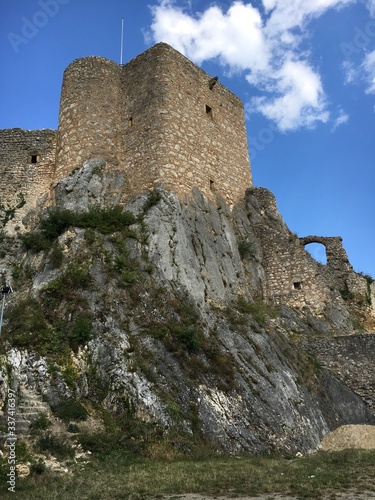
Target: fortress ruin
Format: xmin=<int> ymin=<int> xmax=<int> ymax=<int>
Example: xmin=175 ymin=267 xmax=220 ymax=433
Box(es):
xmin=0 ymin=43 xmax=373 ymax=317
xmin=0 ymin=42 xmax=251 ymax=215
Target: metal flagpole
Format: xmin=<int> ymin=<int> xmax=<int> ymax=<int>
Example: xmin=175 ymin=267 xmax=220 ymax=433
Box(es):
xmin=0 ymin=293 xmax=5 ymax=337
xmin=120 ymin=18 xmax=124 ymax=65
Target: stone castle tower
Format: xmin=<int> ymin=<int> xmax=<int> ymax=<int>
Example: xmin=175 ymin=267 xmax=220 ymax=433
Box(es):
xmin=0 ymin=43 xmax=252 ymax=219
xmin=56 ymin=43 xmax=252 ymax=206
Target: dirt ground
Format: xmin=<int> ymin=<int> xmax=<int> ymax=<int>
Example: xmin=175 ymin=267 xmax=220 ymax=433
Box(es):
xmin=161 ymin=493 xmax=375 ymax=499
xmin=160 ymin=484 xmax=375 ymax=499
xmin=321 ymin=425 xmax=375 ymax=451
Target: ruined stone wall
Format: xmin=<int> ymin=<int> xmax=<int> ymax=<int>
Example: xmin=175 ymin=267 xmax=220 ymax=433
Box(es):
xmin=55 ymin=56 xmax=123 ymax=182
xmin=246 ymin=188 xmax=374 ymax=328
xmin=247 ymin=188 xmax=331 ymax=312
xmin=121 ymin=43 xmax=252 ymax=207
xmin=0 ymin=128 xmax=56 ymax=227
xmin=300 ymin=236 xmax=354 ymax=289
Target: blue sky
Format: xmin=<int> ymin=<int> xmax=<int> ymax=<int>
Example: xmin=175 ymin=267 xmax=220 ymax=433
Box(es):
xmin=1 ymin=0 xmax=374 ymax=277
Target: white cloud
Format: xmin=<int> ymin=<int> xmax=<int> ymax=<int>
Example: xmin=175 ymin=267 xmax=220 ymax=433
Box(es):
xmin=366 ymin=0 xmax=375 ymax=16
xmin=147 ymin=0 xmax=357 ymax=131
xmin=262 ymin=0 xmax=353 ymax=35
xmin=363 ymin=50 xmax=375 ymax=93
xmin=331 ymin=107 xmax=349 ymax=131
xmin=342 ymin=60 xmax=357 ymax=85
xmin=150 ymin=1 xmax=270 ymax=72
xmin=251 ymin=59 xmax=329 ymax=131
xmin=342 ymin=50 xmax=375 ymax=93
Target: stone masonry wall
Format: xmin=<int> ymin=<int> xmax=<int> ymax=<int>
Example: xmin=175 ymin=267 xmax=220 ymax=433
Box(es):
xmin=55 ymin=43 xmax=252 ymax=207
xmin=121 ymin=43 xmax=252 ymax=207
xmin=0 ymin=128 xmax=56 ymax=228
xmin=304 ymin=334 xmax=375 ymax=411
xmin=55 ymin=56 xmax=123 ymax=182
xmin=247 ymin=187 xmax=331 ymax=312
xmin=247 ymin=188 xmax=374 ymax=328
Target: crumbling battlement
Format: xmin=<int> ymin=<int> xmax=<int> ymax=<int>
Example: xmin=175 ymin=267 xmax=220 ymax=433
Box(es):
xmin=299 ymin=236 xmax=352 ymax=274
xmin=247 ymin=187 xmax=373 ymax=319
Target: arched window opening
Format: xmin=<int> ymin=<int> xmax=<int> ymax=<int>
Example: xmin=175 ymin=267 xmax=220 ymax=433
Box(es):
xmin=304 ymin=242 xmax=327 ymax=265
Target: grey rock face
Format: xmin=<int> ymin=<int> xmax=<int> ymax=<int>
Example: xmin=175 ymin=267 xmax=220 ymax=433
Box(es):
xmin=139 ymin=189 xmax=264 ymax=307
xmin=1 ymin=167 xmax=374 ymax=453
xmin=54 ymin=158 xmax=127 ymax=212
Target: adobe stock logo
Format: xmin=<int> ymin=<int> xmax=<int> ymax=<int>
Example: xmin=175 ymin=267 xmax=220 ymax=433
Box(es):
xmin=7 ymin=0 xmax=71 ymax=54
xmin=248 ymin=123 xmax=278 ymax=160
xmin=340 ymin=19 xmax=375 ymax=58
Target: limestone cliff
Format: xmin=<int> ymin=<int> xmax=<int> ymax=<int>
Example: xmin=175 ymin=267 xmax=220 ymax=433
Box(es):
xmin=0 ymin=159 xmax=374 ymax=454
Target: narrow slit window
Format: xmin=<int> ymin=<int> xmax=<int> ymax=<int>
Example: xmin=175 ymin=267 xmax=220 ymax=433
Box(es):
xmin=210 ymin=179 xmax=215 ymax=191
xmin=128 ymin=116 xmax=133 ymax=127
xmin=30 ymin=154 xmax=38 ymax=164
xmin=205 ymin=105 xmax=213 ymax=118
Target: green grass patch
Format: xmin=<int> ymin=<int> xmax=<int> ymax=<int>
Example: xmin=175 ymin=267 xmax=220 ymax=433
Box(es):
xmin=235 ymin=296 xmax=277 ymax=327
xmin=45 ymin=262 xmax=93 ymax=295
xmin=35 ymin=433 xmax=75 ymax=460
xmin=359 ymin=272 xmax=374 ymax=305
xmin=1 ymin=449 xmax=375 ymax=499
xmin=53 ymin=399 xmax=88 ymax=422
xmin=112 ymin=241 xmax=139 ymax=288
xmin=0 ymin=192 xmax=25 ymax=227
xmin=30 ymin=413 xmax=52 ymax=431
xmin=137 ymin=289 xmax=237 ymax=392
xmin=5 ymin=294 xmax=93 ymax=358
xmin=143 ymin=189 xmax=162 ymax=212
xmin=238 ymin=239 xmax=254 ymax=259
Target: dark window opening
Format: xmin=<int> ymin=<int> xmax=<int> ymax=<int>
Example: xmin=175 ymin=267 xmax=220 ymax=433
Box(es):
xmin=128 ymin=116 xmax=133 ymax=127
xmin=30 ymin=154 xmax=38 ymax=164
xmin=205 ymin=105 xmax=213 ymax=118
xmin=210 ymin=179 xmax=215 ymax=191
xmin=293 ymin=281 xmax=302 ymax=290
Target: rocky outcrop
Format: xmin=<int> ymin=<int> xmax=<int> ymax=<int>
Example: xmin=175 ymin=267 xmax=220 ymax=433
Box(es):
xmin=53 ymin=158 xmax=127 ymax=212
xmin=0 ymin=160 xmax=374 ymax=454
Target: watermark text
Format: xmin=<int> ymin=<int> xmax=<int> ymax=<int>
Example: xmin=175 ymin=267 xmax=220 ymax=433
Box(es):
xmin=7 ymin=0 xmax=71 ymax=54
xmin=6 ymin=388 xmax=17 ymax=493
xmin=340 ymin=20 xmax=375 ymax=59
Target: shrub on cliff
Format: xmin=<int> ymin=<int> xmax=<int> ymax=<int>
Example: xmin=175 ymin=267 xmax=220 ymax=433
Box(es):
xmin=21 ymin=206 xmax=137 ymax=251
